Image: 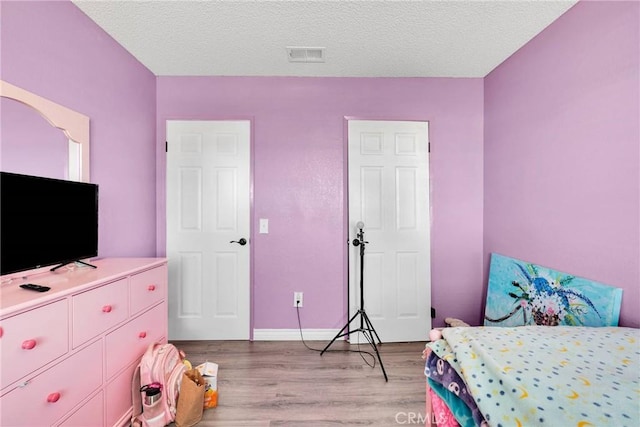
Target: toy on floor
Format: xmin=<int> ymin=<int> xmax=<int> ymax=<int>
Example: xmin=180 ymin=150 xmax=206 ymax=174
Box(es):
xmin=444 ymin=317 xmax=470 ymax=327
xmin=424 ymin=317 xmax=471 ymax=358
xmin=429 ymin=328 xmax=443 ymax=341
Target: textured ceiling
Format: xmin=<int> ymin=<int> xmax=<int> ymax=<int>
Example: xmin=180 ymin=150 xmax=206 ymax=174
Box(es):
xmin=72 ymin=0 xmax=578 ymax=78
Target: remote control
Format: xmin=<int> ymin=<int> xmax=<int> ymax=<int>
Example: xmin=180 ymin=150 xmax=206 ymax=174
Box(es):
xmin=20 ymin=284 xmax=51 ymax=292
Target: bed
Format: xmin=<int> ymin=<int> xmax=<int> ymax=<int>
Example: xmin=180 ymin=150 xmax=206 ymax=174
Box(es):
xmin=424 ymin=325 xmax=640 ymax=427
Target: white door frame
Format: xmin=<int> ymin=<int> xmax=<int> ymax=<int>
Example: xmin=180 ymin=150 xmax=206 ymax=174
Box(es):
xmin=165 ymin=118 xmax=255 ymax=340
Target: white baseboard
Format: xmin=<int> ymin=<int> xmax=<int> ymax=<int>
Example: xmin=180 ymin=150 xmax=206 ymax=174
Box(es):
xmin=252 ymin=329 xmax=341 ymax=341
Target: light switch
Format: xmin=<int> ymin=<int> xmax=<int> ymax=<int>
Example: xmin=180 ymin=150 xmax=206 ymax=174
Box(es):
xmin=259 ymin=218 xmax=269 ymax=234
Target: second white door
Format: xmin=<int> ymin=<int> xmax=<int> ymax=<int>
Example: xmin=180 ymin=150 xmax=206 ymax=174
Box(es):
xmin=166 ymin=120 xmax=250 ymax=340
xmin=348 ymin=120 xmax=431 ymax=343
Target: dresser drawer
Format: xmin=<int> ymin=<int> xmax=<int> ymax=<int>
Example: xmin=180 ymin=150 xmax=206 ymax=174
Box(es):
xmin=57 ymin=391 xmax=104 ymax=427
xmin=1 ymin=340 xmax=102 ymax=426
xmin=72 ymin=278 xmax=128 ymax=348
xmin=105 ymin=303 xmax=166 ymax=379
xmin=130 ymin=265 xmax=166 ymax=315
xmin=0 ymin=299 xmax=69 ymax=388
xmin=106 ymin=360 xmax=138 ymax=427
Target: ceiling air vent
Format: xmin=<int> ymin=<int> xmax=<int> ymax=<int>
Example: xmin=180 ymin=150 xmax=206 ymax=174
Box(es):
xmin=286 ymin=47 xmax=325 ymax=63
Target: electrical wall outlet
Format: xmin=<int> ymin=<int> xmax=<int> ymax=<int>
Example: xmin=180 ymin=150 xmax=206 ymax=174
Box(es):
xmin=294 ymin=292 xmax=303 ymax=307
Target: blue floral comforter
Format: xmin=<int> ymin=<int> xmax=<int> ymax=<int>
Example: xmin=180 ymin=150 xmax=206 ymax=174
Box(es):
xmin=428 ymin=326 xmax=639 ymax=427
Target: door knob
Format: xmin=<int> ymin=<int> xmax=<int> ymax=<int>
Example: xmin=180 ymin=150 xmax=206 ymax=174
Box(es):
xmin=230 ymin=238 xmax=247 ymax=246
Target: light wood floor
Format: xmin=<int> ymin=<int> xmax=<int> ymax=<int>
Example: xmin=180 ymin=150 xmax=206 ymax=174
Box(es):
xmin=170 ymin=339 xmax=428 ymax=426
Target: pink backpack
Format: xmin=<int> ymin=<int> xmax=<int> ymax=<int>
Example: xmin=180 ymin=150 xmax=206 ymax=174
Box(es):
xmin=132 ymin=342 xmax=186 ymax=427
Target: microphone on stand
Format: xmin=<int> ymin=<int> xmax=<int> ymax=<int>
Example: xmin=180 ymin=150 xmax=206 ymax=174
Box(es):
xmin=322 ymin=218 xmax=388 ymax=381
xmin=353 ymin=221 xmax=365 ymax=246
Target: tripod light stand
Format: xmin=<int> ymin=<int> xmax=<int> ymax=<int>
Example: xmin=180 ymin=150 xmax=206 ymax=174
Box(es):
xmin=321 ymin=221 xmax=388 ymax=381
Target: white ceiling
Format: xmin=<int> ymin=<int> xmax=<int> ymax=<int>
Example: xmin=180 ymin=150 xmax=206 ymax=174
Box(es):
xmin=72 ymin=0 xmax=578 ymax=78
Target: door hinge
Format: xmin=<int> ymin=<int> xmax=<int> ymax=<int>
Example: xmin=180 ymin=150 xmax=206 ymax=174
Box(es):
xmin=165 ymin=141 xmax=168 ymax=152
xmin=428 ymin=142 xmax=431 ymax=153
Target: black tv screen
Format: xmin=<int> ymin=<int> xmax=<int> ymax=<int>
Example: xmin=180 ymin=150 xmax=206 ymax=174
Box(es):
xmin=1 ymin=172 xmax=98 ymax=275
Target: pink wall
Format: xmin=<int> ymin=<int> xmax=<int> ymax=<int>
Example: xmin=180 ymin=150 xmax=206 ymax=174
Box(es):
xmin=0 ymin=1 xmax=157 ymax=258
xmin=484 ymin=1 xmax=639 ymax=327
xmin=8 ymin=0 xmax=632 ymax=333
xmin=157 ymin=77 xmax=485 ymax=329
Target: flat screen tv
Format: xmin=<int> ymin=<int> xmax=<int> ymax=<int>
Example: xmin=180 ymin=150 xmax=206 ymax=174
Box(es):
xmin=1 ymin=172 xmax=98 ymax=276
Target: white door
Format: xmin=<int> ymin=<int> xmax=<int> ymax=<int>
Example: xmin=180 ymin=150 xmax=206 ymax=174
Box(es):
xmin=166 ymin=120 xmax=250 ymax=340
xmin=348 ymin=120 xmax=431 ymax=343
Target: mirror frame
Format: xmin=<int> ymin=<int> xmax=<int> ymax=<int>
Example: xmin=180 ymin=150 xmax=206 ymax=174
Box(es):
xmin=0 ymin=80 xmax=90 ymax=182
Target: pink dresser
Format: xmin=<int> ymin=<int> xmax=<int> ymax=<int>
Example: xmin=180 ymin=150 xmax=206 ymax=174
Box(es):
xmin=0 ymin=258 xmax=168 ymax=427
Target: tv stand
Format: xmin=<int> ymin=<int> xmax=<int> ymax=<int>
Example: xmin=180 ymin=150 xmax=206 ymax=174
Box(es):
xmin=50 ymin=259 xmax=97 ymax=271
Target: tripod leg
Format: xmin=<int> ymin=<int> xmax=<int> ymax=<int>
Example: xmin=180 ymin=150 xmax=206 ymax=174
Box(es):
xmin=360 ymin=310 xmax=383 ymax=345
xmin=359 ymin=311 xmax=388 ymax=382
xmin=370 ymin=337 xmax=388 ymax=382
xmin=320 ymin=309 xmax=360 ymax=355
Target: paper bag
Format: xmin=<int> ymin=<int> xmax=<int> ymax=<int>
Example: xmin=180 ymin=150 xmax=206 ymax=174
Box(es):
xmin=175 ymin=371 xmax=205 ymax=427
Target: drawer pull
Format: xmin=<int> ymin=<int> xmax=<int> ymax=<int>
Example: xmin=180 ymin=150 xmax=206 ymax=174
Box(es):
xmin=139 ymin=331 xmax=147 ymax=339
xmin=21 ymin=339 xmax=37 ymax=350
xmin=148 ymin=284 xmax=156 ymax=291
xmin=47 ymin=392 xmax=61 ymax=403
xmin=102 ymin=305 xmax=113 ymax=313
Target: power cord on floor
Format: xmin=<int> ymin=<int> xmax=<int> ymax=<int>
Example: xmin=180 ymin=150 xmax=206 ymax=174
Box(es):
xmin=295 ymin=303 xmax=377 ymax=368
